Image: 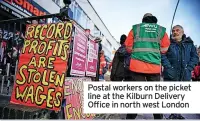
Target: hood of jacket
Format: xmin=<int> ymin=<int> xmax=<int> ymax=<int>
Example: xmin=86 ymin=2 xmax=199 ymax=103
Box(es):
xmin=170 ymin=34 xmax=194 ymax=44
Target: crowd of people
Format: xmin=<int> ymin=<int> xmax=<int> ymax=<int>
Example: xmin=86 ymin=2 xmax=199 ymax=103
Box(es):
xmin=99 ymin=13 xmax=200 ymax=119
xmin=0 ymin=20 xmax=45 ymax=76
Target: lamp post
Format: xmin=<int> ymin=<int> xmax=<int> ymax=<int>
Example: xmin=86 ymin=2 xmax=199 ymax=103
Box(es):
xmin=170 ymin=0 xmax=180 ymax=34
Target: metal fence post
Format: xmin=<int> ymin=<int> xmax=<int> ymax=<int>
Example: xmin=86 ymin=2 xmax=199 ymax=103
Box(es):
xmin=95 ymin=40 xmax=102 ymax=81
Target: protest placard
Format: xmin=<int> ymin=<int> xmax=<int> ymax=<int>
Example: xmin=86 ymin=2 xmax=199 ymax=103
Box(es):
xmin=86 ymin=39 xmax=98 ymax=77
xmin=64 ymin=77 xmax=95 ymax=119
xmin=10 ymin=22 xmax=73 ymax=111
xmin=70 ymin=25 xmax=88 ymax=76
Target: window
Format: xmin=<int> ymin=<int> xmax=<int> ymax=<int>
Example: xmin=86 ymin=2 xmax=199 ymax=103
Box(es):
xmin=73 ymin=5 xmax=82 ymax=24
xmin=101 ymin=38 xmax=111 ymax=50
xmin=106 ymin=39 xmax=111 ymax=48
xmin=75 ymin=7 xmax=82 ymax=24
xmin=87 ymin=20 xmax=95 ymax=36
xmin=72 ymin=4 xmax=77 ymax=20
xmin=69 ymin=1 xmax=94 ymax=30
xmin=80 ymin=12 xmax=87 ymax=29
xmin=69 ymin=2 xmax=74 ymax=12
xmin=52 ymin=0 xmax=61 ymax=7
xmin=92 ymin=26 xmax=100 ymax=37
xmin=85 ymin=17 xmax=90 ymax=29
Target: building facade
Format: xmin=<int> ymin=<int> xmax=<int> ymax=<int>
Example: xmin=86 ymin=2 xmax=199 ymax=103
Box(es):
xmin=0 ymin=0 xmax=49 ymax=19
xmin=0 ymin=0 xmax=119 ymax=59
xmin=33 ymin=0 xmax=119 ymax=60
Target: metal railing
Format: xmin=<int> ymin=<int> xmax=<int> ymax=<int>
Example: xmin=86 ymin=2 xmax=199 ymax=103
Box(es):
xmin=0 ymin=3 xmax=72 ymax=119
xmin=0 ymin=14 xmax=71 ymax=95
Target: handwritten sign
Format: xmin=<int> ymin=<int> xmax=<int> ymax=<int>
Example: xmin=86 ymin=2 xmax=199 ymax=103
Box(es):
xmin=64 ymin=77 xmax=95 ymax=119
xmin=10 ymin=22 xmax=73 ymax=111
xmin=70 ymin=25 xmax=88 ymax=76
xmin=86 ymin=39 xmax=98 ymax=77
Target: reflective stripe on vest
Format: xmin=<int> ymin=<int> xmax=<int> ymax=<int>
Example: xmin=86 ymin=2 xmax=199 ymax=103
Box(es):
xmin=133 ymin=48 xmax=160 ymax=53
xmin=135 ymin=38 xmax=160 ymax=42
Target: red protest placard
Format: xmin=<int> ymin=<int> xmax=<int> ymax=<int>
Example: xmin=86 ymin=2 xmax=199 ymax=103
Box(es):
xmin=64 ymin=77 xmax=95 ymax=119
xmin=10 ymin=22 xmax=73 ymax=111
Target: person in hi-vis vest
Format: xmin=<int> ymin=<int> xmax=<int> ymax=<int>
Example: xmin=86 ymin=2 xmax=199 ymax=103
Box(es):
xmin=124 ymin=13 xmax=170 ymax=119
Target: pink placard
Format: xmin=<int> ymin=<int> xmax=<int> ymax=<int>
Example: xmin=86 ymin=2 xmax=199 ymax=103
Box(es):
xmin=86 ymin=39 xmax=99 ymax=77
xmin=70 ymin=25 xmax=88 ymax=76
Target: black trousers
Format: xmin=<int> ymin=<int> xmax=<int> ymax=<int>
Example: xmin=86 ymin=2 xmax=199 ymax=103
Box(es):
xmin=126 ymin=113 xmax=163 ymax=119
xmin=111 ymin=77 xmax=124 ymax=81
xmin=111 ymin=76 xmax=132 ymax=81
xmin=125 ymin=71 xmax=163 ymax=119
xmin=124 ymin=71 xmax=160 ymax=81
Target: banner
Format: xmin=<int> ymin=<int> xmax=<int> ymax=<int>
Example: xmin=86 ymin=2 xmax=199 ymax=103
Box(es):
xmin=10 ymin=22 xmax=73 ymax=111
xmin=64 ymin=77 xmax=95 ymax=119
xmin=70 ymin=25 xmax=88 ymax=76
xmin=86 ymin=39 xmax=98 ymax=77
xmin=2 ymin=0 xmax=49 ymax=17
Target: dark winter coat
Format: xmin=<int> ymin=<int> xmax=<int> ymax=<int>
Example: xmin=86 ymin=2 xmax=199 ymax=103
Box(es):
xmin=110 ymin=44 xmax=130 ymax=80
xmin=161 ymin=34 xmax=199 ymax=81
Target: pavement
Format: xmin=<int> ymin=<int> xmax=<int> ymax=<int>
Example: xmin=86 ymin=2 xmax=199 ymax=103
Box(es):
xmin=94 ymin=114 xmax=200 ymax=119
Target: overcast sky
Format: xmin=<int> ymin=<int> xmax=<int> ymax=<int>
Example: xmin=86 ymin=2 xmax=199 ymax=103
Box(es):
xmin=89 ymin=0 xmax=200 ymax=46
